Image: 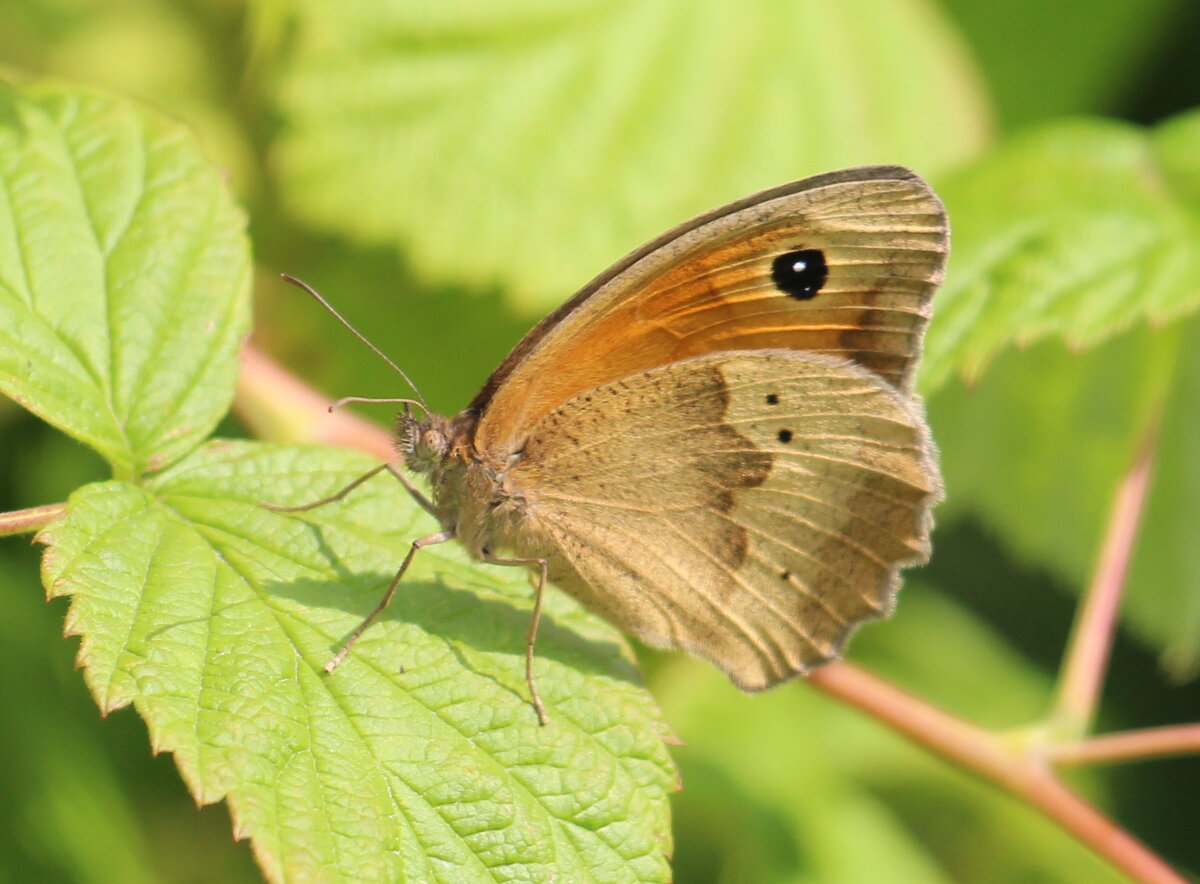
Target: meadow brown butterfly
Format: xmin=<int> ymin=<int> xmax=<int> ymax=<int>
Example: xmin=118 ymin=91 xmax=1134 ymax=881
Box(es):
xmin=274 ymin=165 xmax=946 ymax=724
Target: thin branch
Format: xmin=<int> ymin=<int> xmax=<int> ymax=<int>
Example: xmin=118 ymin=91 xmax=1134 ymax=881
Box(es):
xmin=1051 ymin=417 xmax=1160 ymax=738
xmin=0 ymin=502 xmax=68 ymax=537
xmin=809 ymin=662 xmax=1188 ymax=884
xmin=1046 ymin=724 xmax=1200 ymax=768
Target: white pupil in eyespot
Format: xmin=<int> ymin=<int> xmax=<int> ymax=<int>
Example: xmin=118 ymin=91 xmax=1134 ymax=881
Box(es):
xmin=792 ymin=260 xmax=808 ymax=273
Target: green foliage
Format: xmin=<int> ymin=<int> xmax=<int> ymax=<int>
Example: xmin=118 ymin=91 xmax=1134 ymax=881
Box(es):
xmin=924 ymin=109 xmax=1200 ymax=673
xmin=2 ymin=1 xmax=1200 ymax=882
xmin=940 ymin=0 xmax=1186 ymax=126
xmin=271 ymin=0 xmax=990 ymax=312
xmin=660 ymin=589 xmax=1127 ymax=883
xmin=2 ymin=80 xmax=675 ymax=882
xmin=43 ymin=444 xmax=676 ymax=882
xmin=0 ymin=550 xmax=163 ymax=884
xmin=931 ymin=323 xmax=1200 ymax=675
xmin=925 ymin=113 xmax=1200 ymax=387
xmin=0 ymin=82 xmax=250 ymax=479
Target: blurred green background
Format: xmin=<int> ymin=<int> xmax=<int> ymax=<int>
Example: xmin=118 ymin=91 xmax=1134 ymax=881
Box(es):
xmin=2 ymin=0 xmax=1199 ymax=881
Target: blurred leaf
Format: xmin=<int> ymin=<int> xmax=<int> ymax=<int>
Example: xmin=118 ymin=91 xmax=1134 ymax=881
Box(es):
xmin=918 ymin=108 xmax=1200 ymax=671
xmin=1133 ymin=318 xmax=1200 ymax=674
xmin=0 ymin=547 xmax=161 ymax=884
xmin=941 ymin=0 xmax=1186 ymax=127
xmin=1154 ymin=107 xmax=1200 ymax=209
xmin=0 ymin=80 xmax=251 ymax=479
xmin=0 ymin=0 xmax=256 ymax=194
xmin=929 ymin=318 xmax=1200 ymax=674
xmin=41 ymin=441 xmax=676 ymax=883
xmin=923 ymin=112 xmax=1200 ymax=390
xmin=269 ymin=0 xmax=990 ymax=313
xmin=655 ymin=589 xmax=1126 ymax=884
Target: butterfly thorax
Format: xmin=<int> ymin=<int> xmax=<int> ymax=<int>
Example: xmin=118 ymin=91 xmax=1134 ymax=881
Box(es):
xmin=397 ymin=410 xmax=529 ymax=558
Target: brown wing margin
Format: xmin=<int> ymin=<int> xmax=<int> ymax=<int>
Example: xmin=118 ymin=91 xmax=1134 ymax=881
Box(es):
xmin=463 ymin=165 xmax=928 ymax=419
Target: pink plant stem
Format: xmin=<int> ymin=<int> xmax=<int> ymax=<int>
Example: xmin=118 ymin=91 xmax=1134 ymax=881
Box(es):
xmin=236 ymin=344 xmax=396 ymax=461
xmin=1046 ymin=724 xmax=1200 ymax=767
xmin=1052 ymin=421 xmax=1159 ymax=736
xmin=809 ymin=662 xmax=1187 ymax=884
xmin=0 ymin=502 xmax=67 ymax=537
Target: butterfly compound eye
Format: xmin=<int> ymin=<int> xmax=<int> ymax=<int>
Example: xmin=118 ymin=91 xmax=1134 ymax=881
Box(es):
xmin=421 ymin=427 xmax=448 ymax=457
xmin=771 ymin=249 xmax=828 ymax=300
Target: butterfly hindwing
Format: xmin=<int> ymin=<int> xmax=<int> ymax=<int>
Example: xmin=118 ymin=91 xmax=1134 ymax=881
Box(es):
xmin=493 ymin=350 xmax=940 ymax=688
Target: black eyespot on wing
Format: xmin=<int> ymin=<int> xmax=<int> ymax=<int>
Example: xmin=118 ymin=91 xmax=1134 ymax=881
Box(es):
xmin=765 ymin=393 xmax=779 ymax=405
xmin=778 ymin=429 xmax=793 ymax=443
xmin=780 ymin=570 xmax=791 ymax=581
xmin=771 ymin=249 xmax=827 ymax=300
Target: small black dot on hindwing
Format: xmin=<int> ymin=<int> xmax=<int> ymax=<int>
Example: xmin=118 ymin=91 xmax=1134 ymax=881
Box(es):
xmin=780 ymin=570 xmax=791 ymax=580
xmin=771 ymin=249 xmax=828 ymax=300
xmin=778 ymin=429 xmax=793 ymax=443
xmin=765 ymin=393 xmax=779 ymax=405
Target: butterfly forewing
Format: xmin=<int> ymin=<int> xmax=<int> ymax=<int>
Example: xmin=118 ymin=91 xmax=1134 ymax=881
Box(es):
xmin=470 ymin=166 xmax=947 ymax=459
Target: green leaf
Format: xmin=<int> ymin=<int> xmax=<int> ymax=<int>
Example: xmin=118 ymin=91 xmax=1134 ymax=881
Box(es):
xmin=923 ymin=113 xmax=1200 ymax=391
xmin=0 ymin=80 xmax=250 ymax=479
xmin=40 ymin=440 xmax=677 ymax=883
xmin=269 ymin=0 xmax=990 ymax=312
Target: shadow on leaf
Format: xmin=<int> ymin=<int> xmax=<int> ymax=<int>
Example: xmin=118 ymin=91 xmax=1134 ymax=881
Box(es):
xmin=267 ymin=569 xmax=642 ymax=688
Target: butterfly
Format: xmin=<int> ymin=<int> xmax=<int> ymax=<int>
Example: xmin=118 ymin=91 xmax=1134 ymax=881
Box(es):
xmin=274 ymin=165 xmax=946 ymax=725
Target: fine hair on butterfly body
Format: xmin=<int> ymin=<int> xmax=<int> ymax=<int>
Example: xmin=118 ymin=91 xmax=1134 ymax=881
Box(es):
xmin=271 ymin=165 xmax=947 ymax=726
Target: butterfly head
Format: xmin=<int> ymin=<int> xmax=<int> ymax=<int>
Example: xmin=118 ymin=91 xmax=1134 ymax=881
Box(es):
xmin=397 ymin=411 xmax=453 ymax=475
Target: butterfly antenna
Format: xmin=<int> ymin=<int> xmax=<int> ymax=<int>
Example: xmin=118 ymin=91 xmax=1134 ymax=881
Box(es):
xmin=280 ymin=273 xmax=431 ymax=416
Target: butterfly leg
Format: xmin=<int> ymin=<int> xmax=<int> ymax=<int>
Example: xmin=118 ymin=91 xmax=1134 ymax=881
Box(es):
xmin=481 ymin=551 xmax=551 ymax=726
xmin=324 ymin=528 xmax=454 ymax=673
xmin=261 ymin=462 xmax=390 ymax=513
xmin=384 ymin=463 xmax=437 ymax=517
xmin=260 ymin=461 xmax=438 ymax=518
